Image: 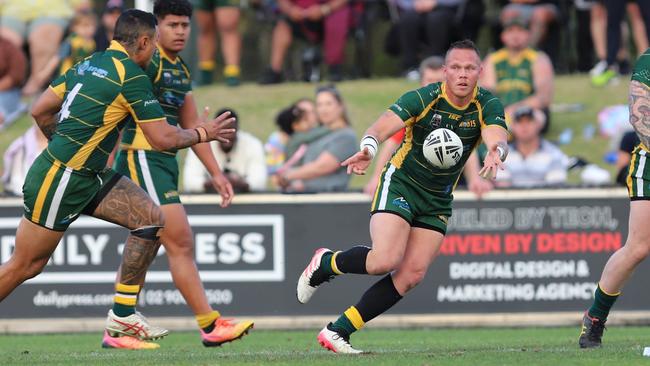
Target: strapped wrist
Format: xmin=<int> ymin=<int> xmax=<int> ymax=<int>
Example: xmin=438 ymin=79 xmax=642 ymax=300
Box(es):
xmin=196 ymin=126 xmax=208 ymax=143
xmin=360 ymin=135 xmax=379 ymax=159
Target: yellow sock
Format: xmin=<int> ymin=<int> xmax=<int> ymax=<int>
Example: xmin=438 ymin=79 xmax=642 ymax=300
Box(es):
xmin=196 ymin=310 xmax=221 ymax=329
xmin=113 ymin=283 xmax=139 ymax=317
xmin=223 ymin=64 xmax=240 ymax=78
xmin=199 ymin=60 xmax=215 ymax=71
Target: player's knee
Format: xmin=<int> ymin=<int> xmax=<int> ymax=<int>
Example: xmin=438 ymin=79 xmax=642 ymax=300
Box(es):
xmin=23 ymin=257 xmax=49 ymax=280
xmin=366 ymin=258 xmax=399 ymax=275
xmin=131 ymin=224 xmax=163 ymax=241
xmin=163 ymin=233 xmax=194 ymax=257
xmin=628 ymin=243 xmax=650 ymax=263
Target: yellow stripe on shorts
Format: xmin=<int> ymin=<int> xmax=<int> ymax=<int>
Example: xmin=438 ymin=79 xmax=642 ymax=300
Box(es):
xmin=32 ymin=161 xmax=61 ymax=224
xmin=127 ymin=150 xmax=140 ymax=186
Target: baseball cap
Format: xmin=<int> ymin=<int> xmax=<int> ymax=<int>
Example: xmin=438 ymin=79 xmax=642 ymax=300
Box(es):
xmin=513 ymin=106 xmax=535 ymax=121
xmin=502 ymin=16 xmax=529 ymax=29
xmin=105 ymin=0 xmax=124 ymax=13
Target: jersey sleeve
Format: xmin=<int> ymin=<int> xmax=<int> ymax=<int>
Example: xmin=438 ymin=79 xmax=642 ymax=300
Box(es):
xmin=49 ymin=73 xmax=67 ymax=98
xmin=121 ymin=72 xmax=164 ymax=123
xmin=479 ymin=91 xmax=508 ymax=130
xmin=388 ymin=87 xmax=428 ymax=126
xmin=146 ymin=50 xmax=162 ymax=82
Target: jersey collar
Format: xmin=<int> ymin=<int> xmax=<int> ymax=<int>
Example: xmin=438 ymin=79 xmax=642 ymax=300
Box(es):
xmin=158 ymin=45 xmax=178 ymax=64
xmin=441 ymin=82 xmax=478 ymax=110
xmin=107 ymin=40 xmax=129 ymax=56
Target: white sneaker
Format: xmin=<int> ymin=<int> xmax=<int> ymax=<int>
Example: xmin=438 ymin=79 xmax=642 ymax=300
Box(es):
xmin=589 ymin=60 xmax=608 ymax=77
xmin=297 ymin=248 xmax=333 ymax=304
xmin=317 ymin=325 xmax=363 ymax=354
xmin=105 ymin=309 xmax=169 ymax=340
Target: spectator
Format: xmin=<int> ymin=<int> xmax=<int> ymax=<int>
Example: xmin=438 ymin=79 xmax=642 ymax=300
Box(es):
xmin=0 ymin=33 xmax=27 ymax=129
xmin=500 ymin=0 xmax=559 ymax=50
xmin=183 ymin=109 xmax=267 ymax=193
xmin=615 ymin=130 xmax=640 ymax=186
xmin=591 ymin=1 xmax=650 ymax=86
xmin=277 ymin=86 xmax=357 ymax=192
xmin=258 ymin=0 xmax=351 ymax=84
xmin=194 ymin=0 xmax=242 ymax=86
xmin=265 ymin=98 xmax=318 ymax=175
xmin=0 ymin=0 xmax=73 ymax=96
xmin=94 ymin=0 xmax=124 ymax=52
xmin=496 ymin=106 xmax=569 ymax=188
xmin=394 ymin=0 xmax=467 ymax=79
xmin=34 ymin=11 xmax=97 ymax=85
xmin=481 ymin=15 xmax=554 ymax=132
xmin=1 ymin=125 xmax=48 ymax=196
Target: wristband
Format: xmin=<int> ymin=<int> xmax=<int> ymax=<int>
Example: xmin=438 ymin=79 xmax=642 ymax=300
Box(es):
xmin=196 ymin=126 xmax=208 ymax=142
xmin=194 ymin=128 xmax=201 ymax=143
xmin=360 ymin=135 xmax=378 ymax=159
xmin=496 ymin=144 xmax=508 ymax=162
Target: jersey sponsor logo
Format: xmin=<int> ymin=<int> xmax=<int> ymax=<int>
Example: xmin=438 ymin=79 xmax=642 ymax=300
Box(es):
xmin=144 ymin=99 xmax=160 ymax=107
xmin=163 ymin=72 xmax=172 ymax=85
xmin=391 ymin=103 xmax=403 ymax=112
xmin=59 ymin=213 xmax=80 ymax=225
xmin=76 ymin=61 xmax=108 ymax=78
xmin=448 ymin=113 xmax=461 ymax=121
xmin=164 ymin=190 xmax=179 ymax=199
xmin=459 ymin=120 xmax=477 ymax=128
xmin=429 ymin=113 xmax=442 ymax=128
xmin=392 ymin=197 xmax=411 ymax=213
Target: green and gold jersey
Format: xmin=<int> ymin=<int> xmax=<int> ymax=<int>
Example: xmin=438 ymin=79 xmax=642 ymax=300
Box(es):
xmin=632 ymin=48 xmax=650 ymax=88
xmin=120 ymin=46 xmax=192 ymax=155
xmin=387 ymin=82 xmax=507 ymax=194
xmin=490 ymin=47 xmax=537 ymax=106
xmin=58 ymin=33 xmax=96 ymax=75
xmin=46 ymin=41 xmax=164 ymax=173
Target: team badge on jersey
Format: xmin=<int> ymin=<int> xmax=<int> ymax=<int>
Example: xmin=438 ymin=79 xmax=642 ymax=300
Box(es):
xmin=429 ymin=113 xmax=442 ymax=128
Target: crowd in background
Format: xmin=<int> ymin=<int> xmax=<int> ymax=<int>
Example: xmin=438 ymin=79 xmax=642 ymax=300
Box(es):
xmin=0 ymin=0 xmax=648 ymax=196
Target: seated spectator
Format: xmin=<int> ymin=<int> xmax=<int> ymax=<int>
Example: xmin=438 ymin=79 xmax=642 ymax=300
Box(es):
xmin=0 ymin=0 xmax=73 ymax=96
xmin=34 ymin=11 xmax=97 ymax=84
xmin=2 ymin=125 xmax=48 ymax=196
xmin=615 ymin=130 xmax=640 ymax=186
xmin=183 ymin=109 xmax=267 ymax=193
xmin=277 ymin=85 xmax=357 ymax=192
xmin=194 ymin=0 xmax=242 ymax=86
xmin=258 ymin=0 xmax=351 ymax=84
xmin=394 ymin=0 xmax=466 ymax=79
xmin=94 ymin=0 xmax=124 ymax=52
xmin=500 ymin=0 xmax=559 ymax=50
xmin=266 ymin=98 xmax=318 ymax=175
xmin=496 ymin=107 xmax=569 ymax=188
xmin=0 ymin=34 xmax=27 ymax=129
xmin=481 ymin=15 xmax=554 ymax=132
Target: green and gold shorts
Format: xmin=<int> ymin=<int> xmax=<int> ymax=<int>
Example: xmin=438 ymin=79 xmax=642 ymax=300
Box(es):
xmin=370 ymin=164 xmax=450 ymax=235
xmin=627 ymin=145 xmax=650 ymax=200
xmin=114 ymin=149 xmax=180 ymax=206
xmin=192 ymin=0 xmax=240 ymax=10
xmin=23 ymin=153 xmax=121 ymax=231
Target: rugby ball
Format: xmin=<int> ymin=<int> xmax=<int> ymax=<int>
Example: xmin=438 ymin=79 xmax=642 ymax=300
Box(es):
xmin=423 ymin=128 xmax=464 ymax=169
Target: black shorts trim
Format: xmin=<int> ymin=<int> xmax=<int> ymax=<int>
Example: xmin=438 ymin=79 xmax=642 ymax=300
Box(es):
xmin=370 ymin=209 xmax=412 ymax=225
xmin=630 ymin=196 xmax=650 ymax=201
xmin=82 ymin=172 xmax=123 ymax=215
xmin=412 ymin=221 xmax=446 ymax=235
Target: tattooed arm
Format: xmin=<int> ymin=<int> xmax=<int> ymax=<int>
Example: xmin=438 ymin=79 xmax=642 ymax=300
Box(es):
xmin=31 ymin=88 xmax=62 ymax=140
xmin=629 ymin=80 xmax=650 ymax=148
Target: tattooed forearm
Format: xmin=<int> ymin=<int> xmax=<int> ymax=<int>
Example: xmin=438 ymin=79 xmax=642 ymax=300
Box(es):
xmin=173 ymin=127 xmax=200 ymax=150
xmin=629 ymin=80 xmax=650 ymax=148
xmin=35 ymin=116 xmax=58 ymax=140
xmin=119 ymin=236 xmax=161 ymax=285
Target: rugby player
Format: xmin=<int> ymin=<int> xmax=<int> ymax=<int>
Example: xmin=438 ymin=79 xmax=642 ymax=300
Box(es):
xmin=579 ymin=48 xmax=650 ymax=348
xmin=296 ymin=40 xmax=509 ymax=353
xmin=111 ymin=0 xmax=252 ymax=348
xmin=0 ymin=9 xmax=234 ymax=349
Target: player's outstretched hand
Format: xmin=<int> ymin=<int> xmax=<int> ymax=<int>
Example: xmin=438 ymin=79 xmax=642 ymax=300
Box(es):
xmin=199 ymin=108 xmax=236 ymax=143
xmin=342 ymin=147 xmax=373 ymax=175
xmin=210 ymin=172 xmax=234 ymax=208
xmin=479 ymin=149 xmax=505 ymax=180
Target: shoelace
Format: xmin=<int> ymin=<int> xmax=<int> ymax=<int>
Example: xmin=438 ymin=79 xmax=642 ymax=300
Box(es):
xmin=215 ymin=318 xmax=235 ymax=328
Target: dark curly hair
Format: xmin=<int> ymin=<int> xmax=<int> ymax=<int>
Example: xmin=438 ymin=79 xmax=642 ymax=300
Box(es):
xmin=154 ymin=0 xmax=193 ymax=19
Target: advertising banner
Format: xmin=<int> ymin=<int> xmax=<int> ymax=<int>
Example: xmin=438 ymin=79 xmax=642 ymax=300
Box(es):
xmin=0 ymin=191 xmax=646 ymax=318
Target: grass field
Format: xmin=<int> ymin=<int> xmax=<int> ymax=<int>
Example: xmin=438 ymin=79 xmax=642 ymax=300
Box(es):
xmin=0 ymin=75 xmax=628 ymax=190
xmin=1 ymin=327 xmax=650 ymax=365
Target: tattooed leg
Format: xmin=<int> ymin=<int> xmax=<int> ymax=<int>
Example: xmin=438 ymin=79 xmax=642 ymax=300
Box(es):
xmin=629 ymin=80 xmax=650 ymax=148
xmin=91 ymin=177 xmax=165 ymax=286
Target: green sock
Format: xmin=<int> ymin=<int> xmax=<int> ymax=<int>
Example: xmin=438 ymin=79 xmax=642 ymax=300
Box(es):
xmin=588 ymin=284 xmax=620 ymax=320
xmin=320 ymin=252 xmax=336 ymax=276
xmin=112 ymin=283 xmax=139 ymax=317
xmin=330 ymin=307 xmax=364 ymax=338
